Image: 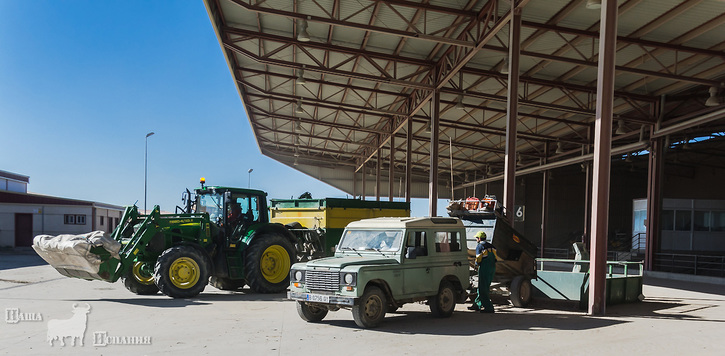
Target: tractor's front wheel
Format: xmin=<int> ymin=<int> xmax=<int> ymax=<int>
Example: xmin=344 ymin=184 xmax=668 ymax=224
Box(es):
xmin=154 ymin=246 xmax=209 ymax=298
xmin=244 ymin=234 xmax=295 ymax=293
xmin=121 ymin=261 xmax=159 ymax=295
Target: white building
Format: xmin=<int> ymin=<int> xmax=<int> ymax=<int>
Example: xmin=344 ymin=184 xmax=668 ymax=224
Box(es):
xmin=0 ymin=170 xmax=124 ymax=248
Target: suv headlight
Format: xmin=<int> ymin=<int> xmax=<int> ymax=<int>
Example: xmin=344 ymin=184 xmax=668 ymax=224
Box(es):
xmin=340 ymin=272 xmax=357 ymax=286
xmin=290 ymin=269 xmax=305 ymax=282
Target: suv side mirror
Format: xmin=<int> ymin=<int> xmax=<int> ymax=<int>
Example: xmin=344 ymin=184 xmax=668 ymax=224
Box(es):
xmin=406 ymin=246 xmax=417 ymax=259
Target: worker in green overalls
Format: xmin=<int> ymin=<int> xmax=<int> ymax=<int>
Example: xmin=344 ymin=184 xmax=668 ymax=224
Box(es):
xmin=469 ymin=230 xmax=498 ymax=313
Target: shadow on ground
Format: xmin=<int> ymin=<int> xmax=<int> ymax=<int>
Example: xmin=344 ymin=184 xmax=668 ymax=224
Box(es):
xmin=645 ymin=276 xmax=725 ymax=296
xmin=70 ymin=289 xmax=290 ymax=307
xmin=323 ymin=306 xmax=626 ymax=336
xmin=0 ymin=251 xmax=45 ymax=270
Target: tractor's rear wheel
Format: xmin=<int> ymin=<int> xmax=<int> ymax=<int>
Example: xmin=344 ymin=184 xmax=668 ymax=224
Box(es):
xmin=122 ymin=261 xmax=159 ymax=295
xmin=244 ymin=234 xmax=295 ymax=293
xmin=209 ymin=276 xmax=246 ymax=291
xmin=154 ymin=246 xmax=209 ymax=298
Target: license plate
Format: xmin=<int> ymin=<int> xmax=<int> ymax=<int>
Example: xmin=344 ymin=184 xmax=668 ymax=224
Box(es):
xmin=306 ymin=294 xmax=330 ymax=303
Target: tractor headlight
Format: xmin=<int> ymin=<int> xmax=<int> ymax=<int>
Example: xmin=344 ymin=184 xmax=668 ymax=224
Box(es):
xmin=341 ymin=272 xmax=356 ymax=286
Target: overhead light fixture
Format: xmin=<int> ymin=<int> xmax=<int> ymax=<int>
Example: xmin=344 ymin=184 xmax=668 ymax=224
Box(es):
xmin=555 ymin=141 xmax=564 ymax=154
xmin=586 ymin=0 xmax=602 ymax=10
xmin=295 ymin=135 xmax=301 ymax=146
xmin=501 ymin=56 xmax=509 ymax=75
xmin=296 ymin=120 xmax=302 ymax=131
xmin=425 ymin=121 xmax=432 ymax=134
xmin=294 ymin=157 xmax=299 ymax=166
xmin=616 ymin=120 xmax=626 ymax=135
xmin=486 ymin=165 xmax=493 ymax=176
xmin=295 ymin=100 xmax=304 ymax=114
xmin=705 ymin=86 xmax=721 ymax=107
xmin=517 ymin=152 xmax=523 ymax=166
xmin=455 ymin=94 xmax=465 ymax=110
xmin=296 ymin=68 xmax=306 ymax=86
xmin=297 ymin=19 xmax=310 ymax=42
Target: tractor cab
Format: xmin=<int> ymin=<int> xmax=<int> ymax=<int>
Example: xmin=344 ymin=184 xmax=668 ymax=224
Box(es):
xmin=185 ymin=178 xmax=269 ymax=244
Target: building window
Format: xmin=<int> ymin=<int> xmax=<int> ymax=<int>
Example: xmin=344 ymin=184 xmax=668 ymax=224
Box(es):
xmin=674 ymin=210 xmax=692 ymax=231
xmin=661 ymin=210 xmax=674 ymax=231
xmin=694 ymin=211 xmax=711 ymax=232
xmin=711 ymin=211 xmax=725 ymax=232
xmin=64 ymin=214 xmax=86 ymax=225
xmin=100 ymin=216 xmax=104 ymax=226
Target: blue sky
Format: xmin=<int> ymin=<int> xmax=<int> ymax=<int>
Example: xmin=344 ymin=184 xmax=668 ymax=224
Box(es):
xmin=0 ymin=1 xmax=436 ymax=215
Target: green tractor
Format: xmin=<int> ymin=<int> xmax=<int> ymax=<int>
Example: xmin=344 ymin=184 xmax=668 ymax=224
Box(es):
xmin=34 ymin=179 xmax=297 ymax=298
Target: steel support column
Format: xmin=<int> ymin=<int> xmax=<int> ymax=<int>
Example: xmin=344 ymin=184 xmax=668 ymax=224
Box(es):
xmin=588 ymin=0 xmax=618 ymax=316
xmin=376 ymin=136 xmax=382 ymax=201
xmin=645 ymin=137 xmax=664 ymax=271
xmin=361 ymin=163 xmax=366 ymax=201
xmin=389 ymin=133 xmax=395 ymax=202
xmin=353 ymin=168 xmax=357 ymax=199
xmin=541 ymin=143 xmax=549 ymax=258
xmin=405 ymin=118 xmax=413 ymax=203
xmin=583 ymin=161 xmax=591 ymax=246
xmin=503 ymin=4 xmax=522 ymax=222
xmin=429 ymin=90 xmax=440 ymax=217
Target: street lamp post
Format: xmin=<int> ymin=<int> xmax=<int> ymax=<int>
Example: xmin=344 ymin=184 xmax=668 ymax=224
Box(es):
xmin=145 ymin=132 xmax=155 ymax=213
xmin=248 ymin=169 xmax=254 ymax=188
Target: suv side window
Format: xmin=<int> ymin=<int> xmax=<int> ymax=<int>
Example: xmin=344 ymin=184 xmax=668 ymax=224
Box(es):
xmin=434 ymin=231 xmax=461 ymax=252
xmin=405 ymin=231 xmax=428 ymax=257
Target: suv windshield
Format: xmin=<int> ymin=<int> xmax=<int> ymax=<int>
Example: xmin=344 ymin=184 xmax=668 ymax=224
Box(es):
xmin=338 ymin=229 xmax=404 ymax=252
xmin=196 ymin=193 xmax=224 ymax=223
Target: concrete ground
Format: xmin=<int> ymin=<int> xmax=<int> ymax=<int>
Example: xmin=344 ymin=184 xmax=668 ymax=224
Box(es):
xmin=1 ymin=252 xmax=724 ymax=356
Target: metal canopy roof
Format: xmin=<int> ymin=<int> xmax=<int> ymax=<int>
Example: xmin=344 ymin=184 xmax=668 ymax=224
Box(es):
xmin=204 ymin=0 xmax=725 ymax=199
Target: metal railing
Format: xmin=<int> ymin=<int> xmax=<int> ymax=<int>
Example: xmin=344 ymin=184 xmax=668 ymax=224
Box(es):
xmin=542 ymin=248 xmax=626 ymax=261
xmin=631 ymin=232 xmax=646 ymax=251
xmin=654 ymin=253 xmax=725 ymax=277
xmin=538 ymin=258 xmax=644 ymax=277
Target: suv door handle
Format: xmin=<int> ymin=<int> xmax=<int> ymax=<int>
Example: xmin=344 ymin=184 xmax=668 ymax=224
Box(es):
xmin=453 ymin=262 xmax=462 ymax=267
xmin=425 ymin=267 xmax=430 ymax=273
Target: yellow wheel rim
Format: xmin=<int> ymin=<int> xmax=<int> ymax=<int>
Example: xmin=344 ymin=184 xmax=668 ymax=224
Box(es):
xmin=260 ymin=245 xmax=291 ymax=284
xmin=132 ymin=262 xmax=155 ymax=285
xmin=169 ymin=257 xmax=200 ymax=289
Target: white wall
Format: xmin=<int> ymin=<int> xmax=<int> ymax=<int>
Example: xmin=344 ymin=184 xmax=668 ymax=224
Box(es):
xmin=0 ymin=204 xmax=93 ymax=247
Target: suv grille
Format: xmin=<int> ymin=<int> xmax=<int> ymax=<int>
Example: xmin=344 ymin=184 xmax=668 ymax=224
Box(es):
xmin=305 ymin=271 xmax=339 ymax=291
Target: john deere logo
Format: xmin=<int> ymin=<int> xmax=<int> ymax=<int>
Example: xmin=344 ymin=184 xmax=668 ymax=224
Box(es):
xmin=512 ymin=235 xmax=520 ymax=243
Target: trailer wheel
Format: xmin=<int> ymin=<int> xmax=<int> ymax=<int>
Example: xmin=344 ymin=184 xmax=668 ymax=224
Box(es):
xmin=154 ymin=246 xmax=209 ymax=298
xmin=209 ymin=277 xmax=246 ymax=291
xmin=121 ymin=262 xmax=159 ymax=295
xmin=296 ymin=301 xmax=328 ymax=322
xmin=429 ymin=281 xmax=456 ymax=318
xmin=510 ymin=275 xmax=532 ymax=307
xmin=352 ymin=286 xmax=387 ymax=328
xmin=244 ymin=234 xmax=295 ymax=293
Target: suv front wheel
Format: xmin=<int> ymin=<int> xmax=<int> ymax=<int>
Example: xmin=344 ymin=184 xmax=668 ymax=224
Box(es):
xmin=352 ymin=286 xmax=387 ymax=328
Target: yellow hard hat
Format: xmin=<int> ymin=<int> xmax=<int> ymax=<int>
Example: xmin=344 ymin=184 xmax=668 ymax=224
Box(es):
xmin=475 ymin=231 xmax=487 ymax=239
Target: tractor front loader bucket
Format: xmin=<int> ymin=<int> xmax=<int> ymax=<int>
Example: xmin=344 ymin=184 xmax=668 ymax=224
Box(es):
xmin=33 ymin=231 xmax=123 ymax=281
xmin=33 ymin=206 xmax=163 ymax=283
